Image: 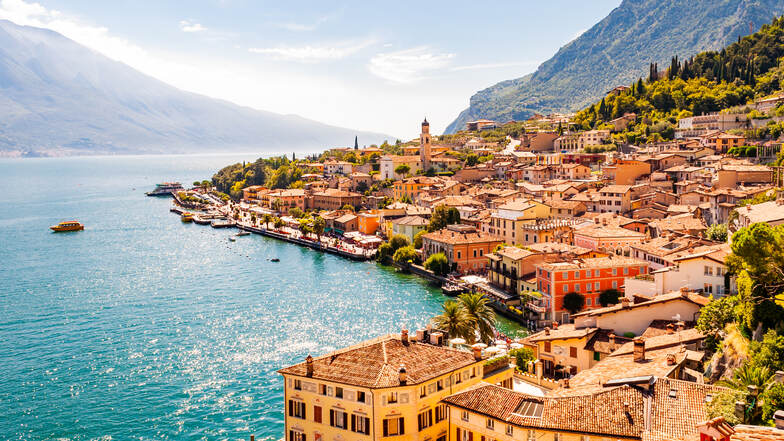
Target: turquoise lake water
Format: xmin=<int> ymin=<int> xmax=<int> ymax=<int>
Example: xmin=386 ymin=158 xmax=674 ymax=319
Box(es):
xmin=0 ymin=154 xmax=525 ymax=441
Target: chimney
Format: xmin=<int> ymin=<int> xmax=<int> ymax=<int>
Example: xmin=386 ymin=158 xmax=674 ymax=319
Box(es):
xmin=399 ymin=364 xmax=407 ymax=385
xmin=473 ymin=346 xmax=483 ymax=360
xmin=563 ymin=378 xmax=570 ymax=388
xmin=666 ymin=354 xmax=676 ymax=366
xmin=621 ymin=297 xmax=631 ymax=308
xmin=401 ymin=328 xmax=409 ymax=345
xmin=251 ymin=436 xmax=255 ymax=441
xmin=544 ymin=327 xmax=551 ymax=336
xmin=666 ymin=323 xmax=675 ymax=334
xmin=552 ymin=321 xmax=559 ymax=330
xmin=609 ymin=333 xmax=616 ymax=351
xmin=633 ymin=337 xmax=646 ymax=362
xmin=306 ymin=354 xmax=314 ymax=377
xmin=775 ymin=410 xmax=784 ymax=430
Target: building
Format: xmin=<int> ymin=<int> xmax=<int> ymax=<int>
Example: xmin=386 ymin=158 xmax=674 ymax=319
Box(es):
xmin=393 ymin=177 xmax=439 ymax=201
xmin=323 ymin=161 xmax=354 ymax=175
xmin=578 ymin=129 xmax=610 ymax=149
xmin=716 ymin=163 xmax=774 ymax=188
xmin=390 ymin=216 xmax=429 ymax=244
xmin=443 ymin=376 xmax=732 ymax=441
xmin=734 ymin=199 xmax=784 ymax=230
xmin=309 ymin=189 xmax=362 ymax=211
xmin=421 ymin=224 xmax=503 ymax=274
xmin=278 ymin=332 xmax=514 ymax=441
xmin=573 ymin=224 xmax=646 ymax=253
xmin=701 ymin=132 xmax=745 ymax=153
xmin=603 ymin=160 xmax=651 ymax=185
xmin=536 ymin=256 xmax=649 ymax=323
xmin=357 ymin=212 xmax=381 ymax=235
xmin=420 ymin=118 xmax=432 ymax=171
xmin=676 ymin=113 xmax=748 ymax=138
xmin=597 ymin=185 xmax=633 ymax=214
xmin=380 ymin=156 xmax=423 ymax=180
xmin=267 ymin=189 xmax=307 ymax=212
xmin=465 ymin=119 xmax=498 ymax=131
xmin=482 ymin=199 xmax=551 ymax=245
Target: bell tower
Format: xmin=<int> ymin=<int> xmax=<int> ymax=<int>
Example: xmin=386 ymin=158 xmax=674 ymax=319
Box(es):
xmin=420 ymin=118 xmax=431 ymax=171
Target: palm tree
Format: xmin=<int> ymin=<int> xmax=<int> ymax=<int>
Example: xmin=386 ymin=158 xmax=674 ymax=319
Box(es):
xmin=262 ymin=213 xmax=273 ymax=229
xmin=433 ymin=300 xmax=475 ymax=341
xmin=458 ymin=292 xmax=495 ymax=343
xmin=717 ymin=364 xmax=773 ymax=390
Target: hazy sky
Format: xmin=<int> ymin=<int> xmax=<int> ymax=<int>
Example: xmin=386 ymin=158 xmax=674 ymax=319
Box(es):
xmin=0 ymin=0 xmax=621 ymax=139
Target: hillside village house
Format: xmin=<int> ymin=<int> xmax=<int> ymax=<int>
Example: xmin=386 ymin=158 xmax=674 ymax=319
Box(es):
xmin=278 ymin=332 xmax=513 ymax=441
xmin=308 ymin=189 xmax=362 ymax=211
xmin=390 ymin=216 xmax=429 ymax=244
xmin=481 ymin=199 xmax=551 ymax=245
xmin=421 ymin=224 xmax=502 ymax=274
xmin=536 ymin=256 xmax=649 ymax=323
xmin=573 ymin=224 xmax=646 ymax=253
xmin=597 ymin=185 xmax=633 ymax=213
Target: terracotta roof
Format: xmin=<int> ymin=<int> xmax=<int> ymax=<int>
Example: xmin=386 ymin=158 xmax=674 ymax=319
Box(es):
xmin=609 ymin=328 xmax=704 ymax=356
xmin=278 ymin=334 xmax=477 ymax=388
xmin=731 ymin=425 xmax=784 ymax=441
xmin=391 ymin=215 xmax=429 ymax=226
xmin=422 ymin=228 xmax=501 ymax=246
xmin=536 ymin=256 xmax=647 ymax=271
xmin=572 ymin=291 xmax=710 ymax=318
xmin=443 ymin=383 xmax=645 ymax=438
xmin=526 ymin=324 xmax=598 ymax=343
xmin=574 ymin=225 xmax=646 ymax=239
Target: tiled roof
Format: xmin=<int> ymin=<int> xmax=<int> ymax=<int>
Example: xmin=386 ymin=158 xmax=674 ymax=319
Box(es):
xmin=525 ymin=324 xmax=598 ymax=343
xmin=422 ymin=228 xmax=502 ymax=246
xmin=731 ymin=425 xmax=784 ymax=441
xmin=391 ymin=215 xmax=429 ymax=226
xmin=443 ymin=383 xmax=645 ymax=438
xmin=609 ymin=328 xmax=704 ymax=356
xmin=572 ymin=291 xmax=710 ymax=318
xmin=536 ymin=256 xmax=646 ymax=271
xmin=574 ymin=225 xmax=646 ymax=239
xmin=278 ymin=334 xmax=477 ymax=388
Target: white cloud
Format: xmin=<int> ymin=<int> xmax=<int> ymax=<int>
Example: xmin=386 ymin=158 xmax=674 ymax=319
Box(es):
xmin=368 ymin=47 xmax=455 ymax=83
xmin=248 ymin=39 xmax=374 ymax=62
xmin=179 ymin=20 xmax=206 ymax=33
xmin=275 ymin=9 xmax=342 ymax=32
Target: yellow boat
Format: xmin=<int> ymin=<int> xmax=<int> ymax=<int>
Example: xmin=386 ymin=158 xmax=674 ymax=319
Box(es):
xmin=50 ymin=221 xmax=84 ymax=232
xmin=181 ymin=212 xmax=194 ymax=222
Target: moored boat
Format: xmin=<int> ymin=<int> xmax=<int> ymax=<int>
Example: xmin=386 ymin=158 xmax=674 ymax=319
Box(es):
xmin=181 ymin=212 xmax=194 ymax=222
xmin=50 ymin=221 xmax=84 ymax=232
xmin=236 ymin=231 xmax=250 ymax=236
xmin=146 ymin=182 xmax=183 ymax=196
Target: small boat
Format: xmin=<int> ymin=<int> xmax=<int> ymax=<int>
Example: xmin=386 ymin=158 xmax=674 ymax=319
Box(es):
xmin=50 ymin=221 xmax=84 ymax=232
xmin=270 ymin=258 xmax=280 ymax=262
xmin=181 ymin=212 xmax=194 ymax=222
xmin=146 ymin=182 xmax=183 ymax=196
xmin=236 ymin=231 xmax=250 ymax=237
xmin=193 ymin=215 xmax=211 ymax=225
xmin=229 ymin=237 xmax=237 ymax=242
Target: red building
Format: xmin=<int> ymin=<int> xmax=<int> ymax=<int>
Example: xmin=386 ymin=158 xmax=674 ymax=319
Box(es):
xmin=535 ymin=256 xmax=649 ymax=324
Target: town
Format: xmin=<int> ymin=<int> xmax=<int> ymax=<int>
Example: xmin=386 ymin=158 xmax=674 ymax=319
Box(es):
xmin=157 ymin=25 xmax=784 ymax=441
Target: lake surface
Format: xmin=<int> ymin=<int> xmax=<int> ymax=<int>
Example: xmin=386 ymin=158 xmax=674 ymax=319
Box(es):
xmin=0 ymin=154 xmax=525 ymax=441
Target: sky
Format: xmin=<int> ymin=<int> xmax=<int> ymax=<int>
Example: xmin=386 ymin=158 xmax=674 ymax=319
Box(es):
xmin=0 ymin=0 xmax=622 ymax=139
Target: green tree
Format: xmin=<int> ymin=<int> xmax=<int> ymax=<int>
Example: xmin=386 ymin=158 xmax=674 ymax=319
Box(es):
xmin=413 ymin=230 xmax=427 ymax=249
xmin=717 ymin=363 xmax=773 ymax=390
xmin=562 ymin=292 xmax=585 ymax=315
xmin=388 ymin=234 xmax=410 ymax=251
xmin=598 ymin=289 xmax=621 ymax=307
xmin=432 ymin=300 xmax=475 ymax=340
xmin=273 ymin=217 xmax=284 ymax=229
xmin=288 ymin=207 xmax=305 ymax=219
xmin=428 ymin=205 xmax=461 ymax=232
xmin=761 ymin=383 xmax=784 ymax=424
xmin=201 ymin=180 xmax=211 ymax=188
xmin=458 ymin=292 xmax=495 ymax=343
xmin=262 ymin=213 xmax=273 ymax=228
xmin=424 ymin=252 xmax=450 ymax=276
xmin=377 ymin=242 xmax=393 ymax=261
xmin=394 ymin=164 xmax=410 ymax=176
xmin=465 ymin=153 xmax=479 ymax=166
xmin=312 ymin=216 xmax=326 ymax=241
xmin=696 ymin=295 xmax=738 ymax=350
xmin=748 ymin=330 xmax=784 ymax=372
xmin=509 ymin=347 xmax=535 ymax=372
xmin=705 ymin=223 xmax=728 ymax=242
xmin=706 ymin=389 xmax=744 ymax=425
xmin=393 ymin=245 xmax=417 ymax=265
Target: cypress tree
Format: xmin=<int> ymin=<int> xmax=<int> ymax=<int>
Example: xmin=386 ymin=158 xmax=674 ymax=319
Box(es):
xmin=637 ymin=78 xmax=646 ymax=96
xmin=354 ymin=136 xmax=358 ymax=150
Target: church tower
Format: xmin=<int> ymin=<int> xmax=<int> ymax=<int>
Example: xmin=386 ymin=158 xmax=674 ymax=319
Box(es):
xmin=420 ymin=118 xmax=431 ymax=171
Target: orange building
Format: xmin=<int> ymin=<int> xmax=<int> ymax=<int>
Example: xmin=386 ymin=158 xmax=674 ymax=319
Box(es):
xmin=535 ymin=256 xmax=649 ymax=324
xmin=357 ymin=211 xmax=380 ymax=235
xmin=421 ymin=224 xmax=502 ymax=274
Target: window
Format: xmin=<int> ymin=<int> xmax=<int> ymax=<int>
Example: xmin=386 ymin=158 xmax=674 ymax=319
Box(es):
xmin=623 ymin=267 xmax=629 ymax=275
xmin=319 ymin=384 xmax=327 ymax=395
xmin=418 ymin=409 xmax=433 ymax=431
xmin=357 ymin=391 xmax=366 ymax=403
xmin=612 ymin=281 xmax=617 ymax=289
xmin=586 ymin=283 xmax=592 ymax=292
xmin=457 ymin=251 xmax=462 ymax=259
xmin=563 ymin=284 xmax=569 ymax=293
xmin=335 ymin=387 xmax=344 ymax=399
xmin=704 ymin=265 xmax=713 ymax=276
xmin=562 ymin=271 xmax=569 ymax=279
xmin=527 ymin=430 xmax=536 ymax=441
xmin=570 ymin=347 xmax=577 ymax=358
xmin=544 ymin=341 xmax=551 ymax=353
xmin=437 ymin=379 xmax=444 ymax=391
xmin=473 ymin=250 xmax=477 ymax=258
xmin=289 ymin=430 xmax=306 ymax=441
xmin=717 ymin=267 xmax=724 ymax=277
xmin=388 ymin=391 xmax=398 ymax=404
xmin=612 ymin=268 xmax=617 ymax=276
xmin=575 ymin=284 xmax=580 ymax=292
xmin=581 ymin=436 xmax=590 ymax=441
xmin=486 ymin=418 xmax=494 ymax=430
xmin=288 ymin=400 xmax=306 ymax=419
xmin=586 ymin=298 xmax=592 ymax=306
xmin=594 ymin=351 xmax=601 ymax=361
xmin=383 ymin=417 xmax=405 ymax=436
xmin=420 ymin=385 xmax=427 ymax=398
xmin=506 ymin=425 xmax=514 ymax=436
xmin=574 ymin=271 xmax=580 ymax=278
xmin=330 ymin=409 xmax=348 ymax=429
xmin=352 ymin=414 xmax=370 ymax=435
xmin=293 ymin=379 xmax=302 ymax=390
xmin=435 ymin=404 xmax=448 ymax=423
xmin=314 ymin=405 xmax=322 ymax=423
xmin=554 ymin=434 xmax=563 ymax=441
xmin=461 ymin=410 xmax=469 ymax=422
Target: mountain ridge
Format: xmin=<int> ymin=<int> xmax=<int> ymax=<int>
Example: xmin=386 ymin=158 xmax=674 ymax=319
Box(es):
xmin=445 ymin=0 xmax=784 ymax=134
xmin=0 ymin=19 xmax=391 ymax=157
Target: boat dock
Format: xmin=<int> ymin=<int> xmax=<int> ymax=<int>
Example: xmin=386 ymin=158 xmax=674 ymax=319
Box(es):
xmin=237 ymin=224 xmax=374 ymax=261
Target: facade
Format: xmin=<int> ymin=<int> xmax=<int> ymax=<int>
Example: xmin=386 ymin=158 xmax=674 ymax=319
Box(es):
xmin=268 ymin=189 xmax=307 ymax=212
xmin=357 ymin=212 xmax=381 ymax=235
xmin=481 ymin=199 xmax=551 ymax=245
xmin=536 ymin=256 xmax=649 ymax=323
xmin=309 ymin=189 xmax=363 ymax=211
xmin=421 ymin=224 xmax=503 ymax=274
xmin=573 ymin=225 xmax=646 ymax=253
xmin=597 ymin=185 xmax=633 ymax=214
xmin=390 ymin=216 xmax=429 ymax=244
xmin=278 ymin=333 xmax=513 ymax=441
xmin=380 ymin=156 xmax=423 ymax=180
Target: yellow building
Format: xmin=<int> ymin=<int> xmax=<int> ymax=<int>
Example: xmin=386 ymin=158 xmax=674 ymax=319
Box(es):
xmin=278 ymin=332 xmax=514 ymax=441
xmin=481 ymin=199 xmax=551 ymax=245
xmin=393 ymin=177 xmax=440 ymax=201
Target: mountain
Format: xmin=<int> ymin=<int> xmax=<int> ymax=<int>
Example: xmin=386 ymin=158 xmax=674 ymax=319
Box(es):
xmin=0 ymin=20 xmax=390 ymax=156
xmin=445 ymin=0 xmax=784 ymax=134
